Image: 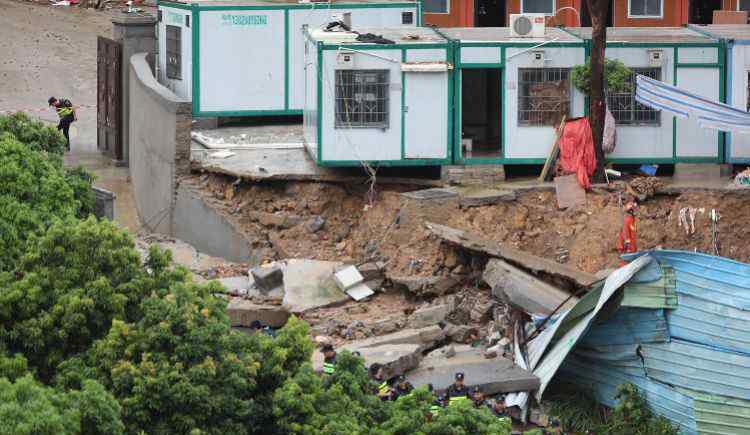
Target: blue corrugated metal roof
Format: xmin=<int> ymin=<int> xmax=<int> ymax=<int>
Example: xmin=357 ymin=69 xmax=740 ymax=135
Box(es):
xmin=560 ymin=352 xmax=697 ymax=434
xmin=580 ymin=308 xmax=669 ymax=347
xmin=668 ymin=293 xmax=750 ymax=356
xmin=642 ymin=339 xmax=750 ymax=401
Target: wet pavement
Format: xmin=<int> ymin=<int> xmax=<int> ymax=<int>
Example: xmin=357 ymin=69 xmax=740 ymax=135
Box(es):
xmin=65 ymin=151 xmax=140 ymax=232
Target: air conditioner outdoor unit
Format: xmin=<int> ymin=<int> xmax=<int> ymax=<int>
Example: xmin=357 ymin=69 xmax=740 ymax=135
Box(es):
xmin=510 ymin=14 xmax=546 ymax=38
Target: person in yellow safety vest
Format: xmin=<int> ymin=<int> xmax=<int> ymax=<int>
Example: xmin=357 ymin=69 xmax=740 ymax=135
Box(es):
xmin=48 ymin=97 xmax=76 ymax=151
xmin=321 ymin=344 xmax=336 ymax=376
xmin=446 ymin=372 xmax=471 ymax=406
xmin=369 ymin=363 xmax=394 ymax=401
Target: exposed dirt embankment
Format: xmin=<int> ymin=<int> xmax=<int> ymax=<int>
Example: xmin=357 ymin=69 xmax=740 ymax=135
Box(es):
xmin=188 ymin=173 xmax=750 ymax=276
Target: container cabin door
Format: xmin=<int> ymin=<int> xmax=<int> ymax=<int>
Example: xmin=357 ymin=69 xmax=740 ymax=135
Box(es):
xmin=675 ymin=68 xmax=720 ymax=160
xmin=403 ymin=71 xmax=448 ymax=159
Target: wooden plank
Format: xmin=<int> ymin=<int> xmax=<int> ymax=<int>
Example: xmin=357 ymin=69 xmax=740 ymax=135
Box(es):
xmin=538 ymin=116 xmax=566 ymax=183
xmin=425 ymin=222 xmax=599 ymax=288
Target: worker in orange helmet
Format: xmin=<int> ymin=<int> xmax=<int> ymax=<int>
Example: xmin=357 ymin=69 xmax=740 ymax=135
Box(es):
xmin=617 ymin=198 xmax=639 ymax=263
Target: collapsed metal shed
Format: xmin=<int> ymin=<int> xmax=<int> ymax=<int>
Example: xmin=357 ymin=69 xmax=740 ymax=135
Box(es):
xmin=569 ymin=27 xmax=724 ymax=164
xmin=303 ymin=26 xmax=452 ymax=166
xmin=440 ymin=27 xmax=587 ymax=165
xmin=690 ymin=24 xmax=750 ymax=164
xmin=521 ymin=250 xmax=750 ymax=435
xmin=156 ymin=0 xmax=421 ymax=118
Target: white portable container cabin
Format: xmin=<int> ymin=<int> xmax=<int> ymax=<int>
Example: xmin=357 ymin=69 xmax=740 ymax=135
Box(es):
xmin=570 ymin=27 xmax=724 ymax=164
xmin=156 ymin=0 xmax=422 ymax=118
xmin=439 ymin=27 xmax=587 ymax=165
xmin=689 ymin=24 xmax=750 ymax=164
xmin=303 ymin=27 xmax=452 ymax=166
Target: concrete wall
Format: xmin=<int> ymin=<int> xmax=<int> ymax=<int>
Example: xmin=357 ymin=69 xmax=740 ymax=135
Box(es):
xmin=173 ymin=183 xmax=256 ymax=263
xmin=129 ymin=52 xmax=191 ymax=235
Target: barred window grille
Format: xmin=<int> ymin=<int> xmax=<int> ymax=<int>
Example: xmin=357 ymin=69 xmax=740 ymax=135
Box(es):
xmin=521 ymin=0 xmax=554 ymax=14
xmin=166 ymin=25 xmax=182 ymax=80
xmin=335 ymin=69 xmax=390 ymax=129
xmin=518 ymin=68 xmax=571 ymax=126
xmin=747 ymin=72 xmax=750 ymax=111
xmin=608 ymin=68 xmax=661 ymax=125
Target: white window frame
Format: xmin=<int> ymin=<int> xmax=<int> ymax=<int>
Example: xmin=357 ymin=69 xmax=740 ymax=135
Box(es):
xmin=520 ymin=0 xmax=556 ymax=16
xmin=422 ymin=0 xmax=450 ymax=14
xmin=627 ymin=0 xmax=664 ymax=19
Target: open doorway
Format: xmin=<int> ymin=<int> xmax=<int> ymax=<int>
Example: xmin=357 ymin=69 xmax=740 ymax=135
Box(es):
xmin=581 ymin=0 xmax=613 ymax=27
xmin=689 ymin=0 xmax=721 ymax=24
xmin=475 ymin=0 xmax=506 ymax=27
xmin=461 ymin=69 xmax=501 ymax=160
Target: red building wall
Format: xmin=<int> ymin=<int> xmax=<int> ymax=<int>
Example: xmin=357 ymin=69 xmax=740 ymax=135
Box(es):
xmin=423 ymin=0 xmax=475 ymax=27
xmin=505 ymin=0 xmax=690 ymax=27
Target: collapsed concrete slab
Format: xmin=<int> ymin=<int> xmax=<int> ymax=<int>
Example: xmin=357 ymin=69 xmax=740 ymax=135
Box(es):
xmin=281 ymin=259 xmax=347 ymax=313
xmin=483 ymin=259 xmax=579 ymax=316
xmin=407 ymin=304 xmax=450 ymax=329
xmin=406 ymin=346 xmax=539 ymax=395
xmin=226 ymin=298 xmax=290 ymax=328
xmin=312 ymin=326 xmax=445 ymax=377
xmin=425 ymin=222 xmax=599 ymax=289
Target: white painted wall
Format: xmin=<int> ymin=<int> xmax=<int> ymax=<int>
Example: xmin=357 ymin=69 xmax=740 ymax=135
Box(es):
xmin=157 ymin=6 xmax=192 ymax=99
xmin=404 ymin=49 xmax=449 ymax=159
xmin=728 ymin=44 xmax=750 ymax=162
xmin=198 ymin=10 xmax=285 ymax=113
xmin=461 ymin=46 xmax=501 ymax=64
xmin=605 ymin=47 xmax=674 ymax=160
xmin=320 ymin=49 xmax=403 ymax=162
xmin=504 ymin=46 xmax=586 ymax=160
xmin=675 ymin=67 xmax=720 ymax=158
xmin=288 ymin=7 xmax=417 ymax=112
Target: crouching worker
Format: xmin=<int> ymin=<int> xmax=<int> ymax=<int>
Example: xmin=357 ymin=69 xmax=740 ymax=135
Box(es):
xmin=369 ymin=363 xmax=393 ymax=401
xmin=322 ymin=344 xmax=337 ymax=376
xmin=48 ymin=96 xmax=76 ymax=151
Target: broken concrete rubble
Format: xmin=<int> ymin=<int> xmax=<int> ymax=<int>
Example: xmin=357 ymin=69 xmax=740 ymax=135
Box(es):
xmin=281 ymin=259 xmax=348 ymax=313
xmin=250 ymin=265 xmax=283 ymax=292
xmin=346 ymin=283 xmax=374 ymax=301
xmin=226 ymin=298 xmax=290 ymax=328
xmin=306 ymin=215 xmax=325 ymax=233
xmin=407 ymin=304 xmax=450 ymax=329
xmin=443 ymin=323 xmax=478 ymax=344
xmin=406 ymin=346 xmax=539 ymax=395
xmin=426 ymin=222 xmax=599 ymax=289
xmin=334 ymin=265 xmax=364 ymax=290
xmin=483 ymin=258 xmax=579 ymax=316
xmin=388 ymin=274 xmax=460 ymax=296
xmin=312 ymin=326 xmax=445 ymax=377
xmin=357 ymin=261 xmax=386 ymax=281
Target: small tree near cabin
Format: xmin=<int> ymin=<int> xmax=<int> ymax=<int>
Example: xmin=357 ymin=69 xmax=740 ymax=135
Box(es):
xmin=586 ymin=0 xmax=609 ymax=182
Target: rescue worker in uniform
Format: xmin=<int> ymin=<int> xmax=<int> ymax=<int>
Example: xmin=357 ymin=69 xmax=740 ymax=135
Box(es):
xmin=392 ymin=374 xmax=414 ymax=399
xmin=427 ymin=384 xmax=442 ymax=419
xmin=471 ymin=387 xmax=488 ymax=410
xmin=617 ymin=198 xmax=639 ymax=262
xmin=48 ymin=97 xmax=75 ymax=151
xmin=321 ymin=344 xmax=337 ymax=376
xmin=369 ymin=363 xmax=393 ymax=401
xmin=446 ymin=372 xmax=470 ymax=406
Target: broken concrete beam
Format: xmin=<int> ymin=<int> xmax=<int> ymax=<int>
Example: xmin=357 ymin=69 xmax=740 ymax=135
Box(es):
xmin=226 ymin=298 xmax=290 ymax=328
xmin=454 ymin=187 xmax=517 ymax=208
xmin=312 ymin=343 xmax=424 ymax=378
xmin=443 ymin=323 xmax=478 ymax=344
xmin=216 ymin=276 xmax=251 ymax=295
xmin=344 ymin=325 xmax=445 ymax=353
xmin=281 ymin=259 xmax=348 ymax=313
xmin=425 ymin=222 xmax=598 ymax=288
xmin=334 ymin=265 xmax=364 ymax=291
xmin=389 ymin=275 xmax=460 ymax=296
xmin=358 ymin=261 xmax=386 ymax=281
xmin=405 ymin=346 xmax=539 ymax=396
xmin=483 ymin=259 xmax=578 ymax=316
xmin=407 ymin=304 xmax=450 ymax=329
xmin=250 ymin=265 xmax=283 ymax=292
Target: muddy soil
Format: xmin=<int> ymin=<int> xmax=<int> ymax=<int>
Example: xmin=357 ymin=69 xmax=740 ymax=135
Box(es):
xmin=191 ymin=173 xmax=750 ymax=276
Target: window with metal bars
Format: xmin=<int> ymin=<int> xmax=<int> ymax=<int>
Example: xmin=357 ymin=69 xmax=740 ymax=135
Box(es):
xmin=166 ymin=25 xmax=182 ymax=80
xmin=747 ymin=72 xmax=750 ymax=111
xmin=521 ymin=0 xmax=555 ymax=15
xmin=335 ymin=69 xmax=390 ymax=129
xmin=607 ymin=68 xmax=661 ymax=125
xmin=741 ymin=0 xmax=750 ymax=11
xmin=518 ymin=68 xmax=570 ymax=126
xmin=629 ymin=0 xmax=662 ymax=17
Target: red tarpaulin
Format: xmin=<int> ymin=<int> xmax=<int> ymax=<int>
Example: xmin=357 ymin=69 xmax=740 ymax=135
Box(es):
xmin=558 ymin=117 xmax=596 ymax=190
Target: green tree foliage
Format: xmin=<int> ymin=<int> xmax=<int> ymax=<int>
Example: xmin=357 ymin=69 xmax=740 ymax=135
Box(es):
xmin=572 ymin=58 xmax=632 ymax=96
xmin=0 ymin=135 xmax=78 ymax=271
xmin=0 ymin=112 xmax=67 ymax=155
xmin=65 ymin=166 xmax=97 ymax=219
xmin=603 ymin=383 xmax=677 ymax=435
xmin=0 ymin=218 xmax=190 ymax=381
xmin=0 ymin=375 xmax=123 ymax=435
xmin=274 ymin=352 xmax=511 ymax=435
